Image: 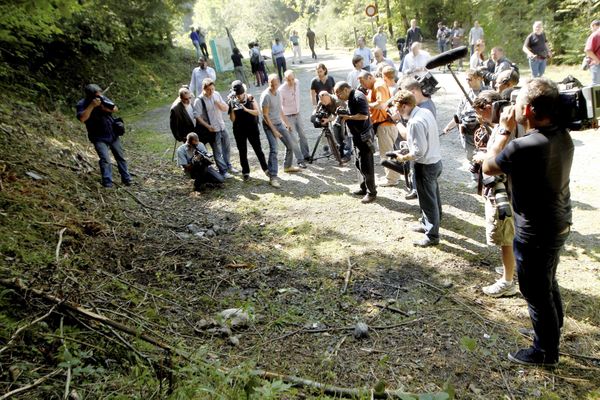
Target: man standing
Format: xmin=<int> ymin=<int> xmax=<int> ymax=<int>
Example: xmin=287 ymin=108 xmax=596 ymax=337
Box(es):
xmin=401 ymin=42 xmax=430 ymax=75
xmin=170 ymin=87 xmax=196 ymax=143
xmin=271 ymin=38 xmax=287 ymax=82
xmin=483 ymin=78 xmax=573 ymax=367
xmin=392 ymin=91 xmax=442 ymax=247
xmin=190 ymin=27 xmax=201 ymax=59
xmin=189 ymin=57 xmax=216 ymax=97
xmin=373 ymin=48 xmax=395 ymax=70
xmin=77 ymin=84 xmax=131 ymax=188
xmin=279 ymin=70 xmax=310 ymax=163
xmin=347 ymin=55 xmax=364 ymax=89
xmin=335 ymin=81 xmax=377 ymax=204
xmin=354 ymin=37 xmax=373 ymax=71
xmin=442 ymin=69 xmax=489 ymax=188
xmin=306 ymin=27 xmax=317 ymax=59
xmin=406 ymin=19 xmax=423 ymax=51
xmin=479 ymin=47 xmax=514 ymax=88
xmin=197 ymin=28 xmax=209 ymax=59
xmin=468 ymin=21 xmax=484 ymax=55
xmin=584 ymin=19 xmax=600 ymax=85
xmin=193 ymin=78 xmax=235 ymax=179
xmin=177 ymin=132 xmax=224 ymax=191
xmin=523 ymin=21 xmax=552 ymax=78
xmin=436 ymin=22 xmax=450 ymax=55
xmin=472 ymin=90 xmax=517 ymax=298
xmin=289 ymin=30 xmax=302 ymax=64
xmin=450 ymin=21 xmax=465 ymax=70
xmin=261 ymin=74 xmax=305 ymax=187
xmin=373 ymin=26 xmax=388 ymax=57
xmin=358 ymin=70 xmax=400 ymax=187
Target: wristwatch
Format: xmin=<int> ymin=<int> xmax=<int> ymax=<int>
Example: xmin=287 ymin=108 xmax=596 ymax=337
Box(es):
xmin=497 ymin=126 xmax=511 ymax=136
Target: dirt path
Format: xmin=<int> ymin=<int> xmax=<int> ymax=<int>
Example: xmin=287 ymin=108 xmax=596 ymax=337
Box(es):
xmin=128 ymin=49 xmax=600 ymax=398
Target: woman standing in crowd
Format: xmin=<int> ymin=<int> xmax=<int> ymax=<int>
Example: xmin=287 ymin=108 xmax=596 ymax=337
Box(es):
xmin=227 ymin=81 xmax=269 ymax=181
xmin=309 ymin=63 xmax=335 ymax=108
xmin=470 ymin=39 xmax=486 ymax=69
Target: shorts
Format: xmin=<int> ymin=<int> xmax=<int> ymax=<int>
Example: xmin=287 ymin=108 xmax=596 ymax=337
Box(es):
xmin=485 ymin=198 xmax=515 ymax=246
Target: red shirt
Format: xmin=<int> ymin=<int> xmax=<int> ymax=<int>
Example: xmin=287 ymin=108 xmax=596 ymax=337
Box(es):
xmin=585 ymin=30 xmax=600 ymax=63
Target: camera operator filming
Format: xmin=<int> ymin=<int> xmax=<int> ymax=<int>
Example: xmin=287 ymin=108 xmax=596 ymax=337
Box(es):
xmin=176 ymin=132 xmax=224 ymax=191
xmin=334 ymin=81 xmax=377 ymax=204
xmin=310 ymin=91 xmax=352 ymax=163
xmin=482 ymin=78 xmax=574 ymax=367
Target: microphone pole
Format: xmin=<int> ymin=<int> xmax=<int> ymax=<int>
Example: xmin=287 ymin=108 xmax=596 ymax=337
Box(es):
xmin=446 ymin=65 xmax=474 ymax=107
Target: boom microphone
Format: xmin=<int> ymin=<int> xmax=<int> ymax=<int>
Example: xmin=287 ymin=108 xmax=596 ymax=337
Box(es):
xmin=425 ymin=46 xmax=469 ymax=70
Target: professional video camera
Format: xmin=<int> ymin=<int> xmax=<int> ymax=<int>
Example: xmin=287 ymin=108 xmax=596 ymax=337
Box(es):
xmin=489 ymin=81 xmax=600 ymax=130
xmin=193 ymin=149 xmax=214 ymax=168
xmin=310 ymin=109 xmax=329 ymax=129
xmin=96 ymin=95 xmax=115 ymax=110
xmin=381 ymin=143 xmax=412 ymax=188
xmin=415 ymin=72 xmax=440 ymax=97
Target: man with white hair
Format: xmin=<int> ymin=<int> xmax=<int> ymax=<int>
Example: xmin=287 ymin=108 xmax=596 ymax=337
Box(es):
xmin=401 ymin=42 xmax=430 ymax=75
xmin=373 ymin=48 xmax=395 ymax=71
xmin=279 ymin=70 xmax=310 ymax=163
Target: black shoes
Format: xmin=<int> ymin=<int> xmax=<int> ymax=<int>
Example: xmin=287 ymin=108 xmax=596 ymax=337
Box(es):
xmin=352 ymin=189 xmax=367 ymax=196
xmin=508 ymin=347 xmax=558 ymax=368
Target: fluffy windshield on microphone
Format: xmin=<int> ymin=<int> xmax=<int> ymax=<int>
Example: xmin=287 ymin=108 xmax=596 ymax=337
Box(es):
xmin=425 ymin=46 xmax=469 ymax=70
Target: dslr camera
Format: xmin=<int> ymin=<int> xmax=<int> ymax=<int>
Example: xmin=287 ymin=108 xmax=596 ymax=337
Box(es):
xmin=482 ymin=175 xmax=512 ymax=220
xmin=193 ymin=149 xmax=213 ymax=167
xmin=227 ymin=91 xmax=243 ymax=111
xmin=96 ymin=95 xmax=115 ymax=110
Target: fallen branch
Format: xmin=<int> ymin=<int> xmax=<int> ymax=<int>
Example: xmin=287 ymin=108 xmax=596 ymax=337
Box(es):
xmin=116 ymin=185 xmax=160 ymax=210
xmin=374 ymin=304 xmax=410 ymax=317
xmin=0 ymin=369 xmax=62 ymax=400
xmin=0 ymin=305 xmax=57 ymax=355
xmin=254 ymin=369 xmax=416 ymax=399
xmin=341 ymin=258 xmax=353 ymax=294
xmin=55 ymin=227 xmax=67 ymax=265
xmin=0 ymin=278 xmax=184 ymax=359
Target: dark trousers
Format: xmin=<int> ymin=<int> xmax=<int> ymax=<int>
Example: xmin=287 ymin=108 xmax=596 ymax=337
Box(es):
xmin=414 ymin=161 xmax=443 ymax=240
xmin=199 ymin=43 xmax=209 ymax=59
xmin=275 ymin=57 xmax=287 ymax=82
xmin=309 ymin=43 xmax=317 ymax=59
xmin=233 ymin=125 xmax=268 ymax=175
xmin=514 ymin=230 xmax=569 ymax=358
xmin=190 ymin=162 xmax=224 ymax=190
xmin=353 ymin=135 xmax=376 ymax=195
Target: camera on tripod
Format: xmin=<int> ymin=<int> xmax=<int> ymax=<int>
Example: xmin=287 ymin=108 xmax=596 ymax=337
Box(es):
xmin=310 ymin=110 xmax=329 ymax=128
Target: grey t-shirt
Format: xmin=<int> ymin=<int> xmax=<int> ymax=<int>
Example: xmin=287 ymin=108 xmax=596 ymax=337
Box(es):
xmin=407 ymin=106 xmax=441 ymax=165
xmin=260 ymin=89 xmax=282 ymax=125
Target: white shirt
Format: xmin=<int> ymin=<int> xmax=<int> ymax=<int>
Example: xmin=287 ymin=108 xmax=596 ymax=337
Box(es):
xmin=189 ymin=66 xmax=217 ymax=97
xmin=347 ymin=68 xmax=362 ymax=88
xmin=185 ymin=103 xmax=196 ymax=127
xmin=401 ymin=50 xmax=431 ymax=74
xmin=469 ymin=26 xmax=484 ymax=45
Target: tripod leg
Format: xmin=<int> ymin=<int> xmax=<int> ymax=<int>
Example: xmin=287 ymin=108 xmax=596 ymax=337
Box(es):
xmin=325 ymin=129 xmax=342 ymax=164
xmin=309 ymin=129 xmax=324 ymax=163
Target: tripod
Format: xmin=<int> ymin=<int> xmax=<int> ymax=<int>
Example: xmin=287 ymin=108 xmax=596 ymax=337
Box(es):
xmin=308 ymin=126 xmax=343 ymax=165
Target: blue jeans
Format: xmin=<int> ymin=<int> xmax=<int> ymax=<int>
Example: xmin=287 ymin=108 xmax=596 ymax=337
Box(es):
xmin=275 ymin=57 xmax=287 ymax=82
xmin=591 ymin=64 xmax=600 ymax=85
xmin=414 ymin=161 xmax=443 ymax=241
xmin=262 ymin=122 xmax=303 ymax=175
xmin=514 ymin=228 xmax=569 ymax=358
xmin=286 ymin=114 xmax=309 ymax=160
xmin=208 ymin=130 xmax=231 ymax=174
xmin=93 ymin=138 xmax=131 ymax=186
xmin=437 ymin=40 xmax=446 ymax=54
xmin=192 ymin=40 xmax=201 ymax=59
xmin=529 ymin=57 xmax=546 ymax=77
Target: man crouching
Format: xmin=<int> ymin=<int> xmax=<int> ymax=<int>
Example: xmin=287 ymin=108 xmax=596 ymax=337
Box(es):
xmin=177 ymin=132 xmax=224 ymax=191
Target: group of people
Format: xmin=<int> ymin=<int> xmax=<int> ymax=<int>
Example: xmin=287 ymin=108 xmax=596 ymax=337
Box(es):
xmin=77 ymin=16 xmax=589 ymax=369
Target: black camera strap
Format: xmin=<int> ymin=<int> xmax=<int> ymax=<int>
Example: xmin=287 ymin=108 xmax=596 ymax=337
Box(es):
xmin=200 ymin=98 xmax=211 ymax=126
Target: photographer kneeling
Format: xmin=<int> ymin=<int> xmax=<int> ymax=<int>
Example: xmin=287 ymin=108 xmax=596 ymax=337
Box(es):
xmin=177 ymin=132 xmax=224 ymax=191
xmin=311 ymin=91 xmax=351 ymax=162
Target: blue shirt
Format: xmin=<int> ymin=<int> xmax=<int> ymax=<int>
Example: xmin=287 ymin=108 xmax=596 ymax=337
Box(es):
xmin=76 ymin=97 xmax=115 ymax=143
xmin=190 ymin=31 xmax=200 ymax=42
xmin=272 ymin=43 xmax=285 ymax=59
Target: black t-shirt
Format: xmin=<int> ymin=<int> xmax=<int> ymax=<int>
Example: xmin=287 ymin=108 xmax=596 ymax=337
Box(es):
xmin=346 ymin=89 xmax=371 ymax=136
xmin=229 ymin=95 xmax=258 ymax=131
xmin=231 ymin=53 xmax=243 ymax=67
xmin=406 ymin=27 xmax=423 ymax=47
xmin=310 ymin=76 xmax=335 ymax=103
xmin=524 ymin=33 xmax=548 ymax=57
xmin=307 ymin=30 xmax=316 ymax=44
xmin=495 ymin=125 xmax=573 ymax=241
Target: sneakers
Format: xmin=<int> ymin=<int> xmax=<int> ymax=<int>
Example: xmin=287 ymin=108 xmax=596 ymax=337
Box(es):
xmin=495 ymin=266 xmax=505 ymax=275
xmin=413 ymin=237 xmax=439 ymax=247
xmin=269 ymin=177 xmax=281 ymax=188
xmin=284 ymin=166 xmax=301 ymax=173
xmin=405 ymin=190 xmax=418 ymax=200
xmin=361 ymin=194 xmax=376 ymax=204
xmin=410 ymin=224 xmax=426 ymax=233
xmin=508 ymin=347 xmax=558 ymax=367
xmin=228 ymin=167 xmax=240 ymax=174
xmin=482 ymin=279 xmax=518 ymax=297
xmin=222 ymin=172 xmax=234 ymax=179
xmin=352 ymin=189 xmax=367 ymax=196
xmin=298 ymin=162 xmax=308 ymax=169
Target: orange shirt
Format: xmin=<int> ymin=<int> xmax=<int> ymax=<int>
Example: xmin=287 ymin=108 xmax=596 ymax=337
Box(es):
xmin=368 ymin=78 xmax=394 ymax=126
